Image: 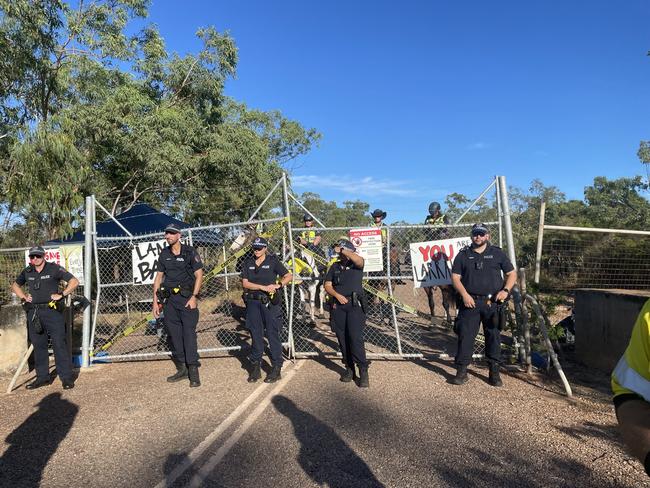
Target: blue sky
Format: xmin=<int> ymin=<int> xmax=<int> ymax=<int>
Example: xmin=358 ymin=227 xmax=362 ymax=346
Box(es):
xmin=145 ymin=0 xmax=650 ymax=223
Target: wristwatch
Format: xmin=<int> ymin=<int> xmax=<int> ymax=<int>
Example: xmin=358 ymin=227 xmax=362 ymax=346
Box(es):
xmin=502 ymin=288 xmax=509 ymax=294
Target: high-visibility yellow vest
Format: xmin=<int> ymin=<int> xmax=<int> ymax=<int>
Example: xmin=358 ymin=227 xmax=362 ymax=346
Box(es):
xmin=370 ymin=222 xmax=387 ymax=243
xmin=300 ymin=229 xmax=319 ymax=244
xmin=424 ymin=214 xmax=447 ymax=226
xmin=612 ymin=298 xmax=650 ymax=401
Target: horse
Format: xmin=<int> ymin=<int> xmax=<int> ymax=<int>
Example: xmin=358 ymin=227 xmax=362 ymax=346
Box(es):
xmin=422 ymin=248 xmax=456 ymax=325
xmin=424 ymin=284 xmax=456 ymax=325
xmin=229 ymin=225 xmax=257 ymax=273
xmin=291 ymin=247 xmax=325 ymax=322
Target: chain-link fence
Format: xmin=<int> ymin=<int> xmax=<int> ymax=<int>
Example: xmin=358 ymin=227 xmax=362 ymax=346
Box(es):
xmin=91 ymin=217 xmax=289 ymax=361
xmin=288 ymin=221 xmax=502 ymax=359
xmin=0 ymin=244 xmax=87 ymax=353
xmin=537 ymin=228 xmax=650 ymax=291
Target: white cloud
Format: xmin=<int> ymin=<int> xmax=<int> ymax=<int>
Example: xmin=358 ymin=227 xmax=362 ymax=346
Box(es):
xmin=291 ymin=174 xmax=419 ymax=197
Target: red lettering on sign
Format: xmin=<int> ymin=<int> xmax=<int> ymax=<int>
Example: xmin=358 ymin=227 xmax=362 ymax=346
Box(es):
xmin=419 ymin=246 xmax=430 ymax=262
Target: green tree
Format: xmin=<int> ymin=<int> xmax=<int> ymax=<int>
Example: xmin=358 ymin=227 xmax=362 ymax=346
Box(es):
xmin=290 ymin=192 xmax=370 ymax=228
xmin=0 ymin=1 xmax=320 ymax=244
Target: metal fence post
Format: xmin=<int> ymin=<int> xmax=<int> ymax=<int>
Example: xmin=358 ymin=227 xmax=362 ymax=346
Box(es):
xmin=534 ymin=201 xmax=546 ymax=285
xmin=495 ymin=176 xmax=503 ymax=248
xmin=497 ymin=176 xmax=518 ymax=270
xmin=81 ymin=195 xmax=93 ymax=368
xmin=385 ymin=226 xmax=403 ymax=356
xmin=281 ymin=173 xmax=297 ymax=358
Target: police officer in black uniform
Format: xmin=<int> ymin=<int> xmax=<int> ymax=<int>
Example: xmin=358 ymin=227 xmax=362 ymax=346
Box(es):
xmin=153 ymin=224 xmax=204 ymax=387
xmin=11 ymin=246 xmax=79 ymax=390
xmin=450 ymin=223 xmax=516 ymax=387
xmin=324 ymin=239 xmax=370 ymax=387
xmin=241 ymin=236 xmax=292 ymax=383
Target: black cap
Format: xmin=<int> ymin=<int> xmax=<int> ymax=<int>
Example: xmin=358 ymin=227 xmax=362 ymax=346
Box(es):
xmin=303 ymin=213 xmax=314 ymax=222
xmin=164 ymin=224 xmax=181 ymax=234
xmin=337 ymin=239 xmax=356 ymax=252
xmin=28 ymin=246 xmax=45 ymax=256
xmin=471 ymin=223 xmax=489 ymax=236
xmin=371 ymin=209 xmax=387 ymax=219
xmin=252 ymin=236 xmax=268 ymax=249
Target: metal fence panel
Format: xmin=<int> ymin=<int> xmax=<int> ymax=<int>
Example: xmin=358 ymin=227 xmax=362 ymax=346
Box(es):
xmin=289 ymin=222 xmax=498 ymax=358
xmin=91 ymin=218 xmax=289 ymax=361
xmin=538 ymin=229 xmax=650 ymax=290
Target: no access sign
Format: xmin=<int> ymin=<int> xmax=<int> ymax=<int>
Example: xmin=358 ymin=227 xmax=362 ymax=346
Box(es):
xmin=349 ymin=227 xmax=383 ymax=272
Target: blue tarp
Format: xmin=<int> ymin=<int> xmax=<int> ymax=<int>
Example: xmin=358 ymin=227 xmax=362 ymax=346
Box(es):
xmin=55 ymin=204 xmax=192 ymax=243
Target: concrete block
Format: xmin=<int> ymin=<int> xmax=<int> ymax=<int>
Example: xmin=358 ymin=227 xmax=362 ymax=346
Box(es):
xmin=0 ymin=304 xmax=28 ymax=376
xmin=575 ymin=289 xmax=650 ymax=373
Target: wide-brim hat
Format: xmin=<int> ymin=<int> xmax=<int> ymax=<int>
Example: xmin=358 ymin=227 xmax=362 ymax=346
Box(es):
xmin=371 ymin=209 xmax=387 ymax=219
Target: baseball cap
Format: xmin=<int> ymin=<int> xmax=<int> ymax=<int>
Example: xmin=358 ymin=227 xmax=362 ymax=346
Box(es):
xmin=28 ymin=246 xmax=45 ymax=257
xmin=164 ymin=224 xmax=181 ymax=234
xmin=471 ymin=223 xmax=489 ymax=236
xmin=252 ymin=237 xmax=268 ymax=249
xmin=337 ymin=239 xmax=356 ymax=252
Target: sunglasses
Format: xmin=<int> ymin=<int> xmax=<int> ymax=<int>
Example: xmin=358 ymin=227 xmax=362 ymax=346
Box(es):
xmin=472 ymin=232 xmax=487 ymax=237
xmin=29 ymin=255 xmax=43 ymax=260
xmin=252 ymin=247 xmax=266 ymax=251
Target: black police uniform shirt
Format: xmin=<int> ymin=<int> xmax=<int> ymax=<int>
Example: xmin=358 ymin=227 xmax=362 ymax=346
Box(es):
xmin=241 ymin=254 xmax=288 ymax=286
xmin=324 ymin=259 xmax=364 ymax=297
xmin=451 ymin=244 xmax=514 ymax=296
xmin=156 ymin=244 xmax=203 ymax=287
xmin=15 ymin=262 xmax=74 ymax=304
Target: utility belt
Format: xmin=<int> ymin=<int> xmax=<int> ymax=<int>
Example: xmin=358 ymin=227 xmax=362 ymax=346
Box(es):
xmin=243 ymin=290 xmax=281 ymax=307
xmin=339 ymin=291 xmax=367 ymax=314
xmin=22 ymin=302 xmax=59 ymax=335
xmin=158 ymin=284 xmax=193 ymax=304
xmin=23 ymin=300 xmax=65 ymax=313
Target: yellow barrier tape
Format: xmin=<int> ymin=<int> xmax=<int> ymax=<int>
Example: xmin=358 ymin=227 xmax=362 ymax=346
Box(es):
xmin=295 ymin=242 xmax=423 ymax=317
xmin=92 ymin=218 xmax=288 ymax=356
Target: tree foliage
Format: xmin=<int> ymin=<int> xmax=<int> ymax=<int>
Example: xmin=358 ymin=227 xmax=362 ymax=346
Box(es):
xmin=0 ymin=1 xmax=320 ymax=244
xmin=290 ymin=192 xmax=370 ymax=229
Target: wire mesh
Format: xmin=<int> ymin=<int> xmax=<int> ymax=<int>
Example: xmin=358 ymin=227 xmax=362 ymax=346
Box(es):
xmin=90 ymin=218 xmax=289 ymax=361
xmin=288 ymin=222 xmax=500 ymax=358
xmin=539 ymin=230 xmax=650 ymax=291
xmin=0 ymin=244 xmax=87 ymax=352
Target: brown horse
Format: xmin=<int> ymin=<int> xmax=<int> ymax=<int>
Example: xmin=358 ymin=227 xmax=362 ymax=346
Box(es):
xmin=424 ymin=285 xmax=455 ymax=325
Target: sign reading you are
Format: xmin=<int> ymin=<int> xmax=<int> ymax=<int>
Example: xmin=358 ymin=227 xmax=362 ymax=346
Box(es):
xmin=409 ymin=237 xmax=471 ymax=288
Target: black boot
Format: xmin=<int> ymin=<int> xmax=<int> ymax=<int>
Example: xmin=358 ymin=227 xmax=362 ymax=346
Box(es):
xmin=451 ymin=365 xmax=468 ymax=385
xmin=248 ymin=361 xmax=262 ymax=383
xmin=358 ymin=367 xmax=369 ymax=388
xmin=340 ymin=366 xmax=354 ymax=383
xmin=188 ymin=365 xmax=201 ymax=387
xmin=167 ymin=360 xmax=188 ymax=383
xmin=488 ymin=363 xmax=503 ymax=387
xmin=264 ymin=365 xmax=282 ymax=383
xmin=25 ymin=377 xmax=51 ymax=390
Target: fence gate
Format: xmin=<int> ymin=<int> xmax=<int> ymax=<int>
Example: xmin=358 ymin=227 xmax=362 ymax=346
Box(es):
xmin=90 ymin=217 xmax=289 ymax=362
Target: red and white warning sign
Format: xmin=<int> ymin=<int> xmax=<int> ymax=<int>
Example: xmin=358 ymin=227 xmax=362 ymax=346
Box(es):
xmin=349 ymin=227 xmax=383 ymax=272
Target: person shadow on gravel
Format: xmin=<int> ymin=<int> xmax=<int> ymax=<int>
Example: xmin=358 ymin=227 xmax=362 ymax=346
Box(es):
xmin=273 ymin=395 xmax=385 ymax=488
xmin=0 ymin=392 xmax=78 ymax=488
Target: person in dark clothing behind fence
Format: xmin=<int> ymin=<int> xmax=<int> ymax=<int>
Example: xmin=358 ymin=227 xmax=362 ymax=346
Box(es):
xmin=153 ymin=224 xmax=204 ymax=387
xmin=11 ymin=246 xmax=79 ymax=390
xmin=324 ymin=239 xmax=370 ymax=387
xmin=450 ymin=223 xmax=516 ymax=387
xmin=241 ymin=236 xmax=292 ymax=384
